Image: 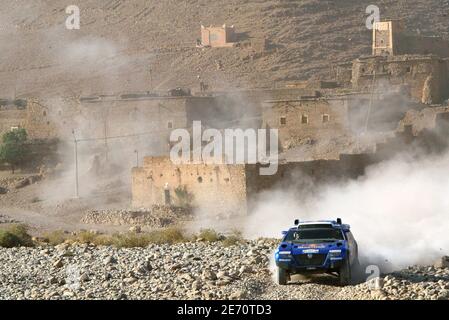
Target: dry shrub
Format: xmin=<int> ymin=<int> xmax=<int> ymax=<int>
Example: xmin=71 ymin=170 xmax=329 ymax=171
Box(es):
xmin=0 ymin=224 xmax=34 ymax=248
xmin=222 ymin=230 xmax=244 ymax=247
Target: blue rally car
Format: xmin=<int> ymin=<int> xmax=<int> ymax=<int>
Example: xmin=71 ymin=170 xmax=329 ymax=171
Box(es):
xmin=275 ymin=218 xmax=359 ymax=286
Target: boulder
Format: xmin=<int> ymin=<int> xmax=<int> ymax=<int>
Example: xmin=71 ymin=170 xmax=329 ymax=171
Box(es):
xmin=14 ymin=179 xmax=30 ymax=189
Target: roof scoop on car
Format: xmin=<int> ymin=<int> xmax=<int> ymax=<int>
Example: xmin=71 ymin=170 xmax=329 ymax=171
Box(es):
xmin=294 ymin=218 xmax=342 ymax=226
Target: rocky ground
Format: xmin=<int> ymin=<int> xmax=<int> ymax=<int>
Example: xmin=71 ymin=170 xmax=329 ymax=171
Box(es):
xmin=1 ymin=239 xmax=448 ymax=300
xmin=81 ymin=207 xmax=193 ymax=229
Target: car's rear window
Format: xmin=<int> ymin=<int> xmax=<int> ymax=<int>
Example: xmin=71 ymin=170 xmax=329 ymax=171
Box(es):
xmin=285 ymin=228 xmax=344 ymax=242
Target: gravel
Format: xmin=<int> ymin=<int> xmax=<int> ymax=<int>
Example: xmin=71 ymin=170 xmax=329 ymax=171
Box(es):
xmin=0 ymin=240 xmax=448 ymax=300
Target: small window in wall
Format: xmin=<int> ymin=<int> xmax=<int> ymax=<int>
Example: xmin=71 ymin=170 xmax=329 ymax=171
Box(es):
xmin=301 ymin=115 xmax=309 ymax=124
xmin=197 ymin=176 xmax=203 ymax=183
xmin=167 ymin=121 xmax=173 ymax=129
xmin=43 ymin=111 xmax=47 ymax=117
xmin=280 ymin=116 xmax=287 ymax=126
xmin=322 ymin=114 xmax=330 ymax=123
xmin=406 ymin=66 xmax=411 ymax=73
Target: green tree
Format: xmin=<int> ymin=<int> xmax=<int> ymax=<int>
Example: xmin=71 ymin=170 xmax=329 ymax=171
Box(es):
xmin=0 ymin=128 xmax=29 ymax=173
xmin=174 ymin=185 xmax=194 ymax=208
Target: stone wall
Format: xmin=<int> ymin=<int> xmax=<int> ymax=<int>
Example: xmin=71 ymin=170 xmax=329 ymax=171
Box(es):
xmin=262 ymin=97 xmax=350 ymax=151
xmin=352 ymin=55 xmax=449 ymax=104
xmin=132 ymin=156 xmax=249 ymax=216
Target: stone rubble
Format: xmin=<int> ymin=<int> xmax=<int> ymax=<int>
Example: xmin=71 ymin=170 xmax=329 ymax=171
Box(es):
xmin=81 ymin=206 xmax=193 ymax=228
xmin=0 ymin=240 xmax=448 ymax=300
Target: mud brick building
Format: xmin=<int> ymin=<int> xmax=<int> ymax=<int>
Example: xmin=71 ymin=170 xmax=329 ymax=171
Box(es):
xmin=78 ymin=94 xmax=224 ymax=155
xmin=131 ymin=154 xmax=381 ymax=216
xmin=201 ymin=24 xmax=237 ymax=47
xmin=261 ymin=97 xmax=350 ymax=151
xmin=132 ymin=110 xmax=449 ymax=216
xmin=132 ymin=156 xmax=252 ymax=216
xmin=373 ymin=20 xmax=449 ymax=57
xmin=0 ymin=98 xmax=64 ymax=140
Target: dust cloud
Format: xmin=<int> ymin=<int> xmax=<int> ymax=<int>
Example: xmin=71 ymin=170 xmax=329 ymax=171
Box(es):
xmin=244 ymin=150 xmax=449 ymax=271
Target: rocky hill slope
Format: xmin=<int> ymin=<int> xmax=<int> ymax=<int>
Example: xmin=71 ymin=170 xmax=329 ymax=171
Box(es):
xmin=0 ymin=0 xmax=448 ymax=98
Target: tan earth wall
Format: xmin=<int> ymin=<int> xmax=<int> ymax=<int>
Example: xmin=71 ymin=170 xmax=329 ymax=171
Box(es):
xmin=262 ymin=98 xmax=350 ymax=150
xmin=132 ymin=156 xmax=248 ymax=216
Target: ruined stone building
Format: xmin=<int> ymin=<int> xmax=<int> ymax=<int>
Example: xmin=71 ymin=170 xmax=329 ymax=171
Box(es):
xmin=131 ymin=154 xmax=366 ymax=215
xmin=349 ymin=20 xmax=449 ymax=105
xmin=261 ymin=97 xmax=350 ymax=151
xmin=132 ymin=110 xmax=449 ymax=216
xmin=132 ymin=156 xmax=251 ymax=216
xmin=260 ymin=89 xmax=421 ymax=155
xmin=352 ymin=55 xmax=449 ymax=104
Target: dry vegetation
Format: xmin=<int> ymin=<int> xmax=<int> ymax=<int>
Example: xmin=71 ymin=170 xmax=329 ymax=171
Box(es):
xmin=0 ymin=224 xmax=245 ymax=248
xmin=0 ymin=224 xmax=34 ymax=248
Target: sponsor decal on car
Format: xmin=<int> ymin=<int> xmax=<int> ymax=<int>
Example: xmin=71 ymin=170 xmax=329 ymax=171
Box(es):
xmin=302 ymin=249 xmax=320 ymax=254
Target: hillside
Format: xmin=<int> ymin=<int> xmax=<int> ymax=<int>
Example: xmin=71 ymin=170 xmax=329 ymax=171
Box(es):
xmin=0 ymin=0 xmax=448 ymax=98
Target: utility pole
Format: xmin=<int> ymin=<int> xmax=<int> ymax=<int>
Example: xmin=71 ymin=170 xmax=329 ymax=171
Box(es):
xmin=104 ymin=105 xmax=110 ymax=162
xmin=134 ymin=149 xmax=139 ymax=167
xmin=148 ymin=66 xmax=152 ymax=92
xmin=72 ymin=130 xmax=79 ymax=198
xmin=365 ymin=70 xmax=377 ymax=133
xmin=158 ymin=103 xmax=162 ymax=153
